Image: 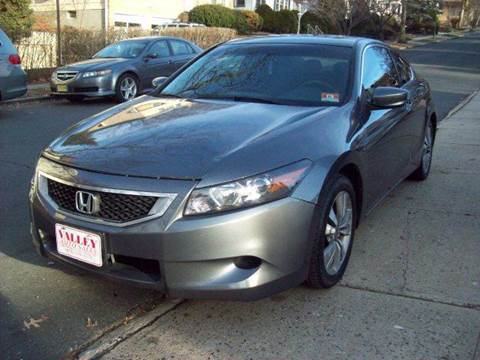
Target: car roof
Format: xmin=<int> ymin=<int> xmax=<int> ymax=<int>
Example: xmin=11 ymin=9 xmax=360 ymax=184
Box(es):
xmin=119 ymin=36 xmax=191 ymax=42
xmin=226 ymin=35 xmax=384 ymax=48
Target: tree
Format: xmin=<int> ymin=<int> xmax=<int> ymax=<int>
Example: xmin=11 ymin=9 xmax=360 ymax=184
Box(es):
xmin=407 ymin=0 xmax=440 ymax=34
xmin=0 ymin=0 xmax=34 ymax=43
xmin=369 ymin=0 xmax=401 ymax=40
xmin=306 ymin=0 xmax=371 ymax=35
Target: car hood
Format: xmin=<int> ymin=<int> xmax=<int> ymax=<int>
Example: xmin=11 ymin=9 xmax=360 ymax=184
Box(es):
xmin=58 ymin=58 xmax=130 ymax=71
xmin=44 ymin=96 xmax=333 ymax=180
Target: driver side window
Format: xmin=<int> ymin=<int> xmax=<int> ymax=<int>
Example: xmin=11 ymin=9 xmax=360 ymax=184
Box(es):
xmin=361 ymin=47 xmax=399 ymax=90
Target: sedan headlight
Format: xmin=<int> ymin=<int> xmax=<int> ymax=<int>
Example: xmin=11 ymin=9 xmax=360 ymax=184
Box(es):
xmin=185 ymin=160 xmax=311 ymax=216
xmin=82 ymin=69 xmax=112 ymax=78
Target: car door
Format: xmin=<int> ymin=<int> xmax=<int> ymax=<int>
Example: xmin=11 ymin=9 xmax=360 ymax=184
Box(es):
xmin=392 ymin=53 xmax=428 ymax=168
xmin=141 ymin=40 xmax=175 ymax=90
xmin=168 ymin=39 xmax=195 ymax=71
xmin=357 ymin=46 xmax=412 ymax=207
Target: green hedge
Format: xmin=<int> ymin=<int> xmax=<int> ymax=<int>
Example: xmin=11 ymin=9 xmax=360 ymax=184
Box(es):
xmin=189 ymin=5 xmax=262 ymax=34
xmin=255 ymin=4 xmax=297 ymax=34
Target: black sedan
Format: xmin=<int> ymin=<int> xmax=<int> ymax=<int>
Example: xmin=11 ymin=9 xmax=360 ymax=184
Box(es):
xmin=30 ymin=35 xmax=436 ymax=300
xmin=50 ymin=36 xmax=202 ymax=102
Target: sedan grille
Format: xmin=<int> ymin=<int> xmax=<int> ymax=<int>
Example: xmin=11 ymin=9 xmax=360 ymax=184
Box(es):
xmin=56 ymin=71 xmax=78 ymax=81
xmin=47 ymin=179 xmax=158 ymax=223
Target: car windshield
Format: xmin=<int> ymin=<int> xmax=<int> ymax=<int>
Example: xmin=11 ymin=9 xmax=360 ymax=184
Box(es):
xmin=159 ymin=43 xmax=353 ymax=106
xmin=94 ymin=41 xmax=148 ymax=59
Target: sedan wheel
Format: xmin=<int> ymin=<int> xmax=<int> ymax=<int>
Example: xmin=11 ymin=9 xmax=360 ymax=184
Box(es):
xmin=115 ymin=75 xmax=138 ymax=102
xmin=410 ymin=117 xmax=434 ymax=181
xmin=324 ymin=191 xmax=353 ymax=275
xmin=306 ymin=175 xmax=356 ymax=288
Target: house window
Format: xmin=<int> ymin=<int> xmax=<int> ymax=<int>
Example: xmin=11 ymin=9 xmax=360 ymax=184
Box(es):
xmin=114 ymin=21 xmax=127 ymax=28
xmin=67 ymin=11 xmax=77 ymax=19
xmin=236 ymin=0 xmax=246 ymax=7
xmin=256 ymin=0 xmax=266 ymax=8
xmin=274 ymin=0 xmax=288 ymax=11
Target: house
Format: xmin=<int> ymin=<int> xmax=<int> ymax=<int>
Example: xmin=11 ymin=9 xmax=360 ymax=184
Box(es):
xmin=31 ymin=0 xmax=303 ymax=31
xmin=232 ymin=0 xmax=304 ymax=11
xmin=31 ymin=0 xmax=229 ymax=31
xmin=438 ymin=0 xmax=464 ymax=27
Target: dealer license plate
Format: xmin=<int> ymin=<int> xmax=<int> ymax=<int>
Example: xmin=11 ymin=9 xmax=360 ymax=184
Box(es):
xmin=57 ymin=84 xmax=68 ymax=92
xmin=55 ymin=224 xmax=103 ymax=267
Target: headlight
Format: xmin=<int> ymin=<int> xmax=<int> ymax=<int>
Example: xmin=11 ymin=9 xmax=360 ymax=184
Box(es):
xmin=185 ymin=160 xmax=311 ymax=216
xmin=51 ymin=71 xmax=57 ymax=79
xmin=82 ymin=69 xmax=112 ymax=78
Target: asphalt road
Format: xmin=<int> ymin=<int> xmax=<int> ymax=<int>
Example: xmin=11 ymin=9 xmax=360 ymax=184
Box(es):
xmin=402 ymin=31 xmax=480 ymax=119
xmin=1 ymin=33 xmax=479 ymax=360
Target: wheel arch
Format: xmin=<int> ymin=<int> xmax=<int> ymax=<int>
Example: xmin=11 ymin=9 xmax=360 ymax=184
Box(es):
xmin=309 ymin=153 xmax=365 ymax=228
xmin=338 ymin=163 xmax=363 ymax=227
xmin=115 ymin=70 xmax=141 ymax=90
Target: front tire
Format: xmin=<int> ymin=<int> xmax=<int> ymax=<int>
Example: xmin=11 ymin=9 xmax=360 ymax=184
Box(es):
xmin=306 ymin=175 xmax=356 ymax=289
xmin=410 ymin=117 xmax=434 ymax=181
xmin=115 ymin=74 xmax=139 ymax=103
xmin=66 ymin=95 xmax=85 ymax=103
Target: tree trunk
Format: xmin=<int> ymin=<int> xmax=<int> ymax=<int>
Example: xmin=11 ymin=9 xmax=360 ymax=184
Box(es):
xmin=400 ymin=0 xmax=407 ymax=43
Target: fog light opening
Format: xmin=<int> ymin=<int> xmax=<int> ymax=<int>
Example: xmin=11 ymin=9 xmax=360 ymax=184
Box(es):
xmin=234 ymin=256 xmax=262 ymax=270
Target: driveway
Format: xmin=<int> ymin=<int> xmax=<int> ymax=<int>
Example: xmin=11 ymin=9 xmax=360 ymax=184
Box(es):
xmin=0 ymin=33 xmax=479 ymax=360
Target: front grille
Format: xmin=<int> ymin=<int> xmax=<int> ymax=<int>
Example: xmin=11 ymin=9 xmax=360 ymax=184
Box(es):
xmin=47 ymin=179 xmax=158 ymax=223
xmin=56 ymin=71 xmax=78 ymax=81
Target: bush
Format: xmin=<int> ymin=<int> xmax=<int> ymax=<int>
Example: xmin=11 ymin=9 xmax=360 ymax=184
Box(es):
xmin=189 ymin=5 xmax=261 ymax=34
xmin=351 ymin=14 xmax=400 ymax=41
xmin=240 ymin=10 xmax=263 ymax=32
xmin=255 ymin=5 xmax=297 ymax=33
xmin=189 ymin=4 xmax=236 ymax=28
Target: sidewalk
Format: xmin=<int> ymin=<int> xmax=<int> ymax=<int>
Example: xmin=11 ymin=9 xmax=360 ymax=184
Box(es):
xmin=78 ymin=94 xmax=480 ymax=360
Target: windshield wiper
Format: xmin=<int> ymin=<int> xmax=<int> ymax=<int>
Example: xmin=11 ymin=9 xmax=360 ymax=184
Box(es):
xmin=195 ymin=95 xmax=283 ymax=105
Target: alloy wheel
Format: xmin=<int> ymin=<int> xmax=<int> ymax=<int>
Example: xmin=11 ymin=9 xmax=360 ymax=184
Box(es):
xmin=324 ymin=191 xmax=353 ymax=275
xmin=422 ymin=121 xmax=433 ymax=173
xmin=120 ymin=77 xmax=137 ymax=101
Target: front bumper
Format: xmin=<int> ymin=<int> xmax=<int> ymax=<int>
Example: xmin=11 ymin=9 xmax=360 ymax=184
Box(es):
xmin=30 ymin=157 xmax=316 ymax=300
xmin=50 ymin=74 xmax=115 ymax=97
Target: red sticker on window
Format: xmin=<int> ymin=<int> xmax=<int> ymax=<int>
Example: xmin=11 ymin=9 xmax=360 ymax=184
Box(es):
xmin=321 ymin=92 xmax=340 ymax=103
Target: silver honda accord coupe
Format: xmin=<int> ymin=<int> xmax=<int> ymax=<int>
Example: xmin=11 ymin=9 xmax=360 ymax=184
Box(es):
xmin=30 ymin=35 xmax=436 ymax=300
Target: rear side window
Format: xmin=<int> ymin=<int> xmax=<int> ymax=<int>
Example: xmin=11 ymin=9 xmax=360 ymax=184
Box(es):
xmin=0 ymin=29 xmax=17 ymax=55
xmin=393 ymin=53 xmax=412 ymax=85
xmin=148 ymin=40 xmax=170 ymax=58
xmin=361 ymin=46 xmax=399 ymax=89
xmin=170 ymin=40 xmax=192 ymax=56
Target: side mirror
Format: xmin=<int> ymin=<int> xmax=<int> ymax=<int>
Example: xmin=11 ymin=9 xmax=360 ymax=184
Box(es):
xmin=152 ymin=76 xmax=168 ymax=88
xmin=369 ymin=87 xmax=408 ymax=108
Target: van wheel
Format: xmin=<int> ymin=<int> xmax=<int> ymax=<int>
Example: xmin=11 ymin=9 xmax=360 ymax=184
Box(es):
xmin=306 ymin=175 xmax=356 ymax=289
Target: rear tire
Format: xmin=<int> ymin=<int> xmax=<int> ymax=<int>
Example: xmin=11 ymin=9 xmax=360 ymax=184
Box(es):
xmin=410 ymin=117 xmax=434 ymax=181
xmin=115 ymin=74 xmax=139 ymax=103
xmin=306 ymin=175 xmax=356 ymax=289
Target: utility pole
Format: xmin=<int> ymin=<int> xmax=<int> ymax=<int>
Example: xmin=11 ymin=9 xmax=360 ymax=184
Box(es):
xmin=56 ymin=0 xmax=62 ymax=66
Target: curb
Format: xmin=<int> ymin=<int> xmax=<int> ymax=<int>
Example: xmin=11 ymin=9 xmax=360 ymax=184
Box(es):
xmin=443 ymin=89 xmax=479 ymax=121
xmin=0 ymin=95 xmax=59 ymax=106
xmin=72 ymin=298 xmax=185 ymax=360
